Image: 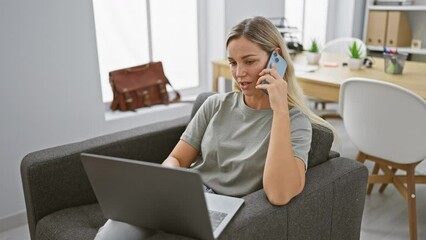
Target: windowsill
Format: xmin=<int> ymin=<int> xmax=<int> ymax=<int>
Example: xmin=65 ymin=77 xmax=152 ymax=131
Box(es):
xmin=104 ymin=95 xmax=198 ymax=122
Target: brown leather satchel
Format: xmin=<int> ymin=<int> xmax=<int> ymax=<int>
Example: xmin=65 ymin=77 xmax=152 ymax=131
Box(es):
xmin=109 ymin=61 xmax=181 ymax=111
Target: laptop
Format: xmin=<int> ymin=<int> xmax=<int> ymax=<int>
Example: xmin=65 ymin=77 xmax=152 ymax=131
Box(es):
xmin=81 ymin=153 xmax=244 ymax=240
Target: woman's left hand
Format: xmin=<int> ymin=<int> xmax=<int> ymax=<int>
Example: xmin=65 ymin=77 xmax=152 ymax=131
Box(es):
xmin=256 ymin=64 xmax=289 ymax=112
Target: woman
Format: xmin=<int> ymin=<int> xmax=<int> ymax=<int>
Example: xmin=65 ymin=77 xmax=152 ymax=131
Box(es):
xmin=95 ymin=16 xmax=334 ymax=240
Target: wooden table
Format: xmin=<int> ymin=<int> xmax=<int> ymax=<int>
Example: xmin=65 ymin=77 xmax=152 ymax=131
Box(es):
xmin=212 ymin=55 xmax=426 ymax=101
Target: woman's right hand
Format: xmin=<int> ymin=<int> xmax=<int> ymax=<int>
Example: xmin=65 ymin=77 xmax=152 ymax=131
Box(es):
xmin=256 ymin=64 xmax=289 ymax=113
xmin=162 ymin=156 xmax=181 ymax=168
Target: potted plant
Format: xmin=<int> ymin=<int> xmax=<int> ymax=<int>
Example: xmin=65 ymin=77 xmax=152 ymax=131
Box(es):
xmin=348 ymin=41 xmax=364 ymax=70
xmin=306 ymin=39 xmax=321 ymax=65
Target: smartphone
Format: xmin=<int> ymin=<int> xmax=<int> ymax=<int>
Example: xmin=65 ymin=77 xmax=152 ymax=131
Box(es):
xmin=261 ymin=50 xmax=288 ymax=95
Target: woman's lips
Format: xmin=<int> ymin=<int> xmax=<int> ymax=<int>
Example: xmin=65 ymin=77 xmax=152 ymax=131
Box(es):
xmin=239 ymin=81 xmax=252 ymax=90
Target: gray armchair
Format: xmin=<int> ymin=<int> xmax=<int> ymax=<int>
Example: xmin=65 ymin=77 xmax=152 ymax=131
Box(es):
xmin=21 ymin=92 xmax=368 ymax=240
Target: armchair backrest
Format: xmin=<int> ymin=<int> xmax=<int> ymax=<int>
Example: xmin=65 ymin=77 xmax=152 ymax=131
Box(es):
xmin=191 ymin=92 xmax=334 ymax=169
xmin=191 ymin=92 xmax=216 ymax=118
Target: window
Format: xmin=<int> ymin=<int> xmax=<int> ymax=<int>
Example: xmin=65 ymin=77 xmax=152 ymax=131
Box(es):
xmin=285 ymin=0 xmax=329 ymax=48
xmin=92 ymin=0 xmax=199 ymax=103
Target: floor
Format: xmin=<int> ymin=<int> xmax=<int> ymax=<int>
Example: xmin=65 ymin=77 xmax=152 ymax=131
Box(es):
xmin=1 ymin=117 xmax=425 ymax=240
xmin=0 ymin=224 xmax=29 ymax=240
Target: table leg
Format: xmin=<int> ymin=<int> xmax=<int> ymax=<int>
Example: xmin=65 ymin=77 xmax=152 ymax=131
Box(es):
xmin=212 ymin=65 xmax=219 ymax=92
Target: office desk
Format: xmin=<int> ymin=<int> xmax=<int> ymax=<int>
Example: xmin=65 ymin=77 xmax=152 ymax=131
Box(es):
xmin=212 ymin=56 xmax=426 ymax=101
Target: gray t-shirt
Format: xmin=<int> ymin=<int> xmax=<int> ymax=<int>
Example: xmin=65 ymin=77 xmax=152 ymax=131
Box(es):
xmin=181 ymin=92 xmax=312 ymax=197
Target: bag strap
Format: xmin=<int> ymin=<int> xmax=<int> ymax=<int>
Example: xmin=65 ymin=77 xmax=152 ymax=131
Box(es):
xmin=109 ymin=75 xmax=120 ymax=110
xmin=165 ymin=79 xmax=181 ymax=103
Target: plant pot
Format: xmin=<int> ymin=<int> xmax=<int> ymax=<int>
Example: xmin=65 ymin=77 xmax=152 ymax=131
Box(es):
xmin=306 ymin=52 xmax=321 ymax=65
xmin=348 ymin=58 xmax=363 ymax=70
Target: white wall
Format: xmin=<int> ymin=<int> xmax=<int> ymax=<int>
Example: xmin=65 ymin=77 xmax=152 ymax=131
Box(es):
xmin=205 ymin=0 xmax=226 ymax=92
xmin=326 ymin=0 xmax=365 ymax=41
xmin=225 ymin=0 xmax=285 ymax=42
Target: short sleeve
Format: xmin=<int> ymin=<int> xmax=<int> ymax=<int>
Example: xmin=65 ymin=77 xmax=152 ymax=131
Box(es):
xmin=289 ymin=108 xmax=312 ymax=169
xmin=180 ymin=95 xmax=219 ymax=151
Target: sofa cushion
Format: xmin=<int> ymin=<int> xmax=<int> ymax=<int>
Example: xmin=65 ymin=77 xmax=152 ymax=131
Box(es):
xmin=35 ymin=204 xmax=106 ymax=240
xmin=307 ymin=123 xmax=334 ymax=169
xmin=190 ymin=92 xmax=215 ymax=118
xmin=36 ymin=204 xmax=196 ymax=240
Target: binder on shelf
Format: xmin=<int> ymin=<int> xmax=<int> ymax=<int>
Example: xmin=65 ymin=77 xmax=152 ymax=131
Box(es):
xmin=366 ymin=11 xmax=412 ymax=48
xmin=386 ymin=11 xmax=412 ymax=47
xmin=366 ymin=11 xmax=388 ymax=46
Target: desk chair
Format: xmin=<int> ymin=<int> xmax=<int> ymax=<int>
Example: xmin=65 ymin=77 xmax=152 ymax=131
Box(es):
xmin=322 ymin=37 xmax=366 ymax=56
xmin=310 ymin=37 xmax=367 ymax=119
xmin=339 ymin=77 xmax=426 ymax=240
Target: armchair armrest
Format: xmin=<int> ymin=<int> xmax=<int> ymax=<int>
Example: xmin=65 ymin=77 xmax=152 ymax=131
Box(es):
xmin=220 ymin=157 xmax=367 ymax=240
xmin=328 ymin=150 xmax=340 ymax=159
xmin=21 ymin=117 xmax=189 ymax=240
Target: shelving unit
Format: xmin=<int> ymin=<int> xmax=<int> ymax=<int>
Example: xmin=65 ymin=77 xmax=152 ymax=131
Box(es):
xmin=363 ymin=0 xmax=426 ymax=58
xmin=367 ymin=45 xmax=426 ymax=55
xmin=368 ymin=5 xmax=426 ymax=11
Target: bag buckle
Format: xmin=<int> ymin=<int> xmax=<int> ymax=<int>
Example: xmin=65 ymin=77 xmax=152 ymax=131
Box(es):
xmin=157 ymin=80 xmax=168 ymax=103
xmin=123 ymin=88 xmax=133 ymax=104
xmin=143 ymin=90 xmax=151 ymax=106
xmin=122 ymin=88 xmax=135 ymax=111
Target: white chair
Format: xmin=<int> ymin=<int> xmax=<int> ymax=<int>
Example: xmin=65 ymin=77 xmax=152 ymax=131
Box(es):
xmin=339 ymin=77 xmax=426 ymax=240
xmin=322 ymin=37 xmax=366 ymax=56
xmin=310 ymin=38 xmax=367 ymax=118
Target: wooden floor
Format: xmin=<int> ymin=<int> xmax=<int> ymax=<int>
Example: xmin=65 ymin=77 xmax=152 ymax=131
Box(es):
xmin=1 ymin=117 xmax=425 ymax=240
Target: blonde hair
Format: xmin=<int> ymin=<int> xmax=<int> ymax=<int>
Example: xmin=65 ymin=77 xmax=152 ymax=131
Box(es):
xmin=226 ymin=16 xmax=337 ymax=137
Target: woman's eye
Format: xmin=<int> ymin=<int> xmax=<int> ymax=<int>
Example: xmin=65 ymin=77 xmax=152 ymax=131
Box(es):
xmin=229 ymin=61 xmax=236 ymax=66
xmin=245 ymin=60 xmax=255 ymax=65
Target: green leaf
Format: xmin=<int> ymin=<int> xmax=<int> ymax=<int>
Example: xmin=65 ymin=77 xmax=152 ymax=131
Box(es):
xmin=348 ymin=41 xmax=362 ymax=59
xmin=309 ymin=39 xmax=319 ymax=53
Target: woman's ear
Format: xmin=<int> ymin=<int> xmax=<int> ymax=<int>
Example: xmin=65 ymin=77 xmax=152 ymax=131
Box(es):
xmin=275 ymin=47 xmax=282 ymax=55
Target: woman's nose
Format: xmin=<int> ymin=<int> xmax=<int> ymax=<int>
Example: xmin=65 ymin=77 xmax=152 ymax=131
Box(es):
xmin=235 ymin=65 xmax=246 ymax=77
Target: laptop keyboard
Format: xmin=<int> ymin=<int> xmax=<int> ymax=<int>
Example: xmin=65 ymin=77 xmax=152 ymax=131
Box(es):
xmin=209 ymin=210 xmax=228 ymax=231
